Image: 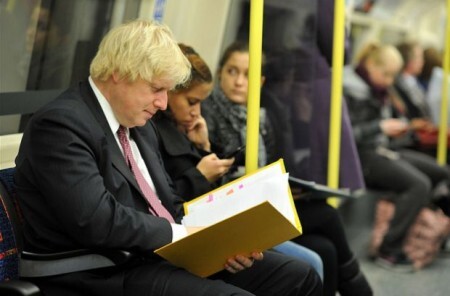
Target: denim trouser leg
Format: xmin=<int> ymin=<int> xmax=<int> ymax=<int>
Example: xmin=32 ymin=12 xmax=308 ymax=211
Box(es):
xmin=273 ymin=241 xmax=324 ymax=281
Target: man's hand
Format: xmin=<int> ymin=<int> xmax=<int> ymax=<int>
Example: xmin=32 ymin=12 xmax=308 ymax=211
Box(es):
xmin=185 ymin=226 xmax=205 ymax=235
xmin=224 ymin=252 xmax=264 ymax=273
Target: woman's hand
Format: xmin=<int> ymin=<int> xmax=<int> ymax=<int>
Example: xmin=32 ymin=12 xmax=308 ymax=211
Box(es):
xmin=380 ymin=118 xmax=409 ymax=137
xmin=196 ymin=153 xmax=234 ymax=182
xmin=290 ymin=187 xmax=304 ymax=200
xmin=186 ymin=116 xmax=211 ymax=151
xmin=224 ymin=252 xmax=264 ymax=274
xmin=410 ymin=118 xmax=435 ymax=132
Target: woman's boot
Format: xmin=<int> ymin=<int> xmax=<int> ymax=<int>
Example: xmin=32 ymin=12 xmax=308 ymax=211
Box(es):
xmin=338 ymin=256 xmax=373 ymax=296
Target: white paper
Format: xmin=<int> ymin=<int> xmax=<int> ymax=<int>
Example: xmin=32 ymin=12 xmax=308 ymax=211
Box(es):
xmin=182 ymin=162 xmax=296 ymax=228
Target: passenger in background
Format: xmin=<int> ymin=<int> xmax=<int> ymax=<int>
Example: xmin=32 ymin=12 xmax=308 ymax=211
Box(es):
xmin=418 ymin=47 xmax=443 ymax=92
xmin=203 ymin=41 xmax=372 ymax=296
xmin=394 ymin=41 xmax=430 ymax=121
xmin=154 ymin=43 xmax=324 ymax=279
xmin=253 ymin=0 xmax=370 ymax=293
xmin=25 ymin=1 xmax=73 ymax=90
xmin=343 ymin=42 xmax=449 ymax=272
xmin=19 ymin=1 xmax=75 ymax=132
xmin=14 ymin=20 xmax=322 ymax=296
xmin=393 ymin=41 xmax=450 ymax=160
xmin=418 ymin=47 xmax=449 ymax=127
xmin=297 ymin=0 xmax=366 ymax=193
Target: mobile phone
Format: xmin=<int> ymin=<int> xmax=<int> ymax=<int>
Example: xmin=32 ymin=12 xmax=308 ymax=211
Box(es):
xmin=222 ymin=145 xmax=246 ymax=159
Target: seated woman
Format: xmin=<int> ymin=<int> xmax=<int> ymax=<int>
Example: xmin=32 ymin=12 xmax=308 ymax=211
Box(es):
xmin=343 ymin=42 xmax=450 ymax=271
xmin=394 ymin=41 xmax=450 ymax=161
xmin=153 ymin=43 xmax=324 ymax=279
xmin=202 ymin=41 xmax=372 ymax=296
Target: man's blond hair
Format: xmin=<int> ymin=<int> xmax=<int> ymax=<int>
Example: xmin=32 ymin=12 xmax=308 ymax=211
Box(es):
xmin=90 ymin=19 xmax=191 ymax=87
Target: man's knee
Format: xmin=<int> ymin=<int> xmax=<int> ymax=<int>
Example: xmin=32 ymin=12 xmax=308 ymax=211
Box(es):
xmin=282 ymin=257 xmax=323 ymax=296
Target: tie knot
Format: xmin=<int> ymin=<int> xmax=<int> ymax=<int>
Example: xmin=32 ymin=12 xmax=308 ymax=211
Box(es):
xmin=118 ymin=125 xmax=126 ymax=135
xmin=117 ymin=125 xmax=128 ymax=142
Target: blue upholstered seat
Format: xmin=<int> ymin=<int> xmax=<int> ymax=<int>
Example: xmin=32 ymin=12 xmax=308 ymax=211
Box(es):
xmin=0 ymin=168 xmax=40 ymax=295
xmin=0 ymin=168 xmax=20 ymax=281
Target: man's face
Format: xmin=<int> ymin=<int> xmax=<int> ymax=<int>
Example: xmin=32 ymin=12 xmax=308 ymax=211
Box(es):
xmin=108 ymin=75 xmax=173 ymax=127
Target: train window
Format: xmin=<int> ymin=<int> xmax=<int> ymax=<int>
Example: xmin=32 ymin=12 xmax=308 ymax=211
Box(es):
xmin=0 ymin=0 xmax=143 ymax=135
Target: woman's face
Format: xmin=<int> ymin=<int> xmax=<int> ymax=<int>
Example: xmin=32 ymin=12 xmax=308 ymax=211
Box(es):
xmin=219 ymin=51 xmax=249 ymax=105
xmin=168 ymin=82 xmax=213 ymax=130
xmin=367 ymin=60 xmax=401 ymax=88
xmin=407 ymin=46 xmax=424 ymax=76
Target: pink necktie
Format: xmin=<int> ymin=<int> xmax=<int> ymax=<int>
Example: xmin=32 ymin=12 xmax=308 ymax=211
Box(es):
xmin=117 ymin=126 xmax=175 ymax=223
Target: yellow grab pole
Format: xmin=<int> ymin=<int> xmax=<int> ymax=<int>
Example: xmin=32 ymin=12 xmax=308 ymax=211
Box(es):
xmin=437 ymin=0 xmax=450 ymax=165
xmin=245 ymin=0 xmax=264 ymax=174
xmin=327 ymin=0 xmax=346 ymax=207
xmin=7 ymin=0 xmax=16 ymax=12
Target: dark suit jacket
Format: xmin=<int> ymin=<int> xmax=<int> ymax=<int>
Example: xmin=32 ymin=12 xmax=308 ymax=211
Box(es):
xmin=15 ymin=80 xmax=184 ymax=255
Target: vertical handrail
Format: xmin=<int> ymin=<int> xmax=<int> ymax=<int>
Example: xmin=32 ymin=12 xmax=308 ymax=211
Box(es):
xmin=245 ymin=0 xmax=264 ymax=174
xmin=327 ymin=0 xmax=346 ymax=206
xmin=437 ymin=0 xmax=450 ymax=165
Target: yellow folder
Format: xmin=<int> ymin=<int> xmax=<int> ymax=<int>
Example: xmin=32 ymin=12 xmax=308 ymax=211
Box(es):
xmin=155 ymin=159 xmax=302 ymax=277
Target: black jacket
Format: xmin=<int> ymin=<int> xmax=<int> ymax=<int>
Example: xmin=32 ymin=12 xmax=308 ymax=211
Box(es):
xmin=15 ymin=80 xmax=184 ymax=255
xmin=153 ymin=112 xmax=215 ymax=201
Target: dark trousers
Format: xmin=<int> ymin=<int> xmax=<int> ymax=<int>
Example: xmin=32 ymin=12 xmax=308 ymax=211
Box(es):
xmin=27 ymin=250 xmax=322 ymax=296
xmin=293 ymin=200 xmax=354 ymax=296
xmin=360 ymin=148 xmax=449 ymax=254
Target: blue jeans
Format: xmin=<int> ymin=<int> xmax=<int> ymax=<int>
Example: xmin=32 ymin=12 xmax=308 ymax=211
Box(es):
xmin=273 ymin=241 xmax=324 ymax=281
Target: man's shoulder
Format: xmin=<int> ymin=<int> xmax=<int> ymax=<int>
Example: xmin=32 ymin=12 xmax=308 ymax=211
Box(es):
xmin=28 ymin=82 xmax=101 ymax=135
xmin=35 ymin=82 xmax=89 ymax=114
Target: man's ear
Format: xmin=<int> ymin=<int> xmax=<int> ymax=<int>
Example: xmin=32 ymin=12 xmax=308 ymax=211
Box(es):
xmin=111 ymin=72 xmax=121 ymax=83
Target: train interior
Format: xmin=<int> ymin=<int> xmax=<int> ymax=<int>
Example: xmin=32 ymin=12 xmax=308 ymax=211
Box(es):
xmin=1 ymin=0 xmax=449 ymax=295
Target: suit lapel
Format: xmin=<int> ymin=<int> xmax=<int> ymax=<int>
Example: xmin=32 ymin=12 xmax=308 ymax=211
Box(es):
xmin=131 ymin=126 xmax=178 ymax=217
xmin=79 ymin=81 xmax=141 ymax=194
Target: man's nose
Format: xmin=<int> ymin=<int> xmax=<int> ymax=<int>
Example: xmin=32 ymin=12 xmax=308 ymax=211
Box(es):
xmin=154 ymin=92 xmax=168 ymax=110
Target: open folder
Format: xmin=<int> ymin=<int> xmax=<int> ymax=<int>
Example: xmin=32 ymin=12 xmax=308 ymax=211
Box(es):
xmin=155 ymin=159 xmax=302 ymax=277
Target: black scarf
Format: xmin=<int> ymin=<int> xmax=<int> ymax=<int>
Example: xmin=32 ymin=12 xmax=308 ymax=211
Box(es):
xmin=355 ymin=63 xmax=388 ymax=104
xmin=208 ymin=87 xmax=267 ymax=167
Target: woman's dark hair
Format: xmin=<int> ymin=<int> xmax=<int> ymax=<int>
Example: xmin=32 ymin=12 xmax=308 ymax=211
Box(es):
xmin=218 ymin=41 xmax=266 ymax=75
xmin=396 ymin=41 xmax=421 ymax=68
xmin=176 ymin=43 xmax=212 ymax=91
xmin=418 ymin=47 xmax=442 ymax=83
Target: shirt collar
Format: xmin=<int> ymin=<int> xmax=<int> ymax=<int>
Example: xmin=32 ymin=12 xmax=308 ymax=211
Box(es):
xmin=88 ymin=76 xmax=122 ymax=135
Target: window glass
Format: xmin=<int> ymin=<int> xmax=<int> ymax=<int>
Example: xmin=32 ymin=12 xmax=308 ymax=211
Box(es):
xmin=0 ymin=0 xmax=141 ymax=134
